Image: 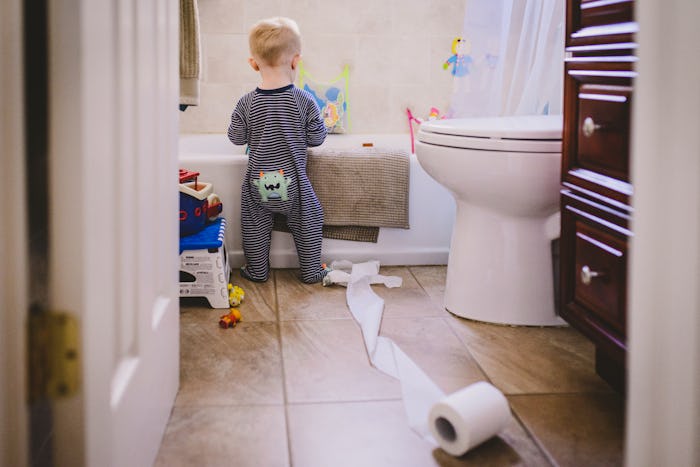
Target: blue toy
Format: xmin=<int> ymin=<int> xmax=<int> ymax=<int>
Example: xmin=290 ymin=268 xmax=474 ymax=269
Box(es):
xmin=443 ymin=37 xmax=473 ymax=77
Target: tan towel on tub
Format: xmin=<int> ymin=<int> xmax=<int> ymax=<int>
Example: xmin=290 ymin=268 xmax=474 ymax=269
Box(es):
xmin=273 ymin=147 xmax=410 ymax=243
xmin=180 ymin=0 xmax=201 ymax=106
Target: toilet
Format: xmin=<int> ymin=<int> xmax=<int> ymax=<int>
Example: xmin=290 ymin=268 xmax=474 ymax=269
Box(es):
xmin=415 ymin=115 xmax=565 ymax=326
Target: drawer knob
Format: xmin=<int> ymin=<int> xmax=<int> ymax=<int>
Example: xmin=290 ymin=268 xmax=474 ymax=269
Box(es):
xmin=582 ymin=117 xmax=601 ymax=138
xmin=580 ymin=265 xmax=603 ymax=285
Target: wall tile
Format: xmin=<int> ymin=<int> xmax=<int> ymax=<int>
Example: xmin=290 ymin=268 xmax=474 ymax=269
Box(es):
xmin=187 ymin=0 xmax=467 ymax=134
xmin=395 ymin=78 xmax=454 ymax=120
xmin=355 ymin=36 xmax=394 ymax=86
xmin=278 ymin=0 xmax=322 ymax=35
xmin=347 ymin=85 xmax=391 ymax=134
xmin=352 ymin=0 xmax=392 ymax=35
xmin=389 ymin=34 xmax=431 ymax=86
xmin=243 ymin=0 xmax=284 ymax=29
xmin=298 ymin=34 xmax=358 ymax=80
xmin=428 ymin=0 xmax=467 ymax=33
xmin=198 ymin=0 xmax=246 ymax=34
xmin=204 ymin=33 xmax=256 ymax=83
xmin=179 ymin=83 xmax=245 ymax=134
xmin=390 ymin=0 xmax=432 ymax=35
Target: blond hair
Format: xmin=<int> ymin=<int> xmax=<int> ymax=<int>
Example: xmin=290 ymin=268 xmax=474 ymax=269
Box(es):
xmin=249 ymin=17 xmax=301 ymax=66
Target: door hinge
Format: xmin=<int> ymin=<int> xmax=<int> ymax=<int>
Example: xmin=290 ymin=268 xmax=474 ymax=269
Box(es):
xmin=28 ymin=309 xmax=80 ymax=402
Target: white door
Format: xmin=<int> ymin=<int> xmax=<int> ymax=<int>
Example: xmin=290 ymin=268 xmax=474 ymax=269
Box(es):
xmin=47 ymin=0 xmax=180 ymax=465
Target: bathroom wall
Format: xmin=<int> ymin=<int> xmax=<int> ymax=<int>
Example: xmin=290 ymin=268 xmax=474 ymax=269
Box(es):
xmin=180 ymin=0 xmax=465 ymax=134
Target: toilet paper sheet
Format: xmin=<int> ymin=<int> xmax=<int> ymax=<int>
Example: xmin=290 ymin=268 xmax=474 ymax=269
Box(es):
xmin=327 ymin=260 xmax=512 ymax=455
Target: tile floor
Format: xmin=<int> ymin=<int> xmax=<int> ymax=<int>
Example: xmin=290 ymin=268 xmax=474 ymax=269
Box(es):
xmin=156 ymin=266 xmax=625 ymax=467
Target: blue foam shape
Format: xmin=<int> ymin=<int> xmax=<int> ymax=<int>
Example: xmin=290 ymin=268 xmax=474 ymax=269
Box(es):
xmin=325 ymin=86 xmax=341 ymax=101
xmin=304 ymin=84 xmax=325 ymax=109
xmin=179 ymin=217 xmax=226 ymax=253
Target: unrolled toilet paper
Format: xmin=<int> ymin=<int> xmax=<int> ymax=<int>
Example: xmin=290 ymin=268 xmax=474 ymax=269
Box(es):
xmin=328 ymin=260 xmax=511 ymax=456
xmin=428 ymin=381 xmax=512 ymax=456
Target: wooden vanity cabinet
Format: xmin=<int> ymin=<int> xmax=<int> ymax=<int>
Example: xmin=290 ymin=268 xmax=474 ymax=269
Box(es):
xmin=560 ymin=0 xmax=637 ymax=392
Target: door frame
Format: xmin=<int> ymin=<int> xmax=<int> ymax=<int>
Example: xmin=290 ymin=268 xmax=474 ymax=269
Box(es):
xmin=625 ymin=1 xmax=700 ymax=465
xmin=0 ymin=0 xmax=29 ymax=465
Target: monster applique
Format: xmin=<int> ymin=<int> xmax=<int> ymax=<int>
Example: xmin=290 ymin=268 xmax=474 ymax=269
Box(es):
xmin=253 ymin=170 xmax=292 ymax=202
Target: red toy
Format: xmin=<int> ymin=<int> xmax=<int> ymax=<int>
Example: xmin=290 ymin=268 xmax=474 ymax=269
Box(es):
xmin=219 ymin=308 xmax=242 ymax=328
xmin=179 ymin=168 xmax=200 ymax=185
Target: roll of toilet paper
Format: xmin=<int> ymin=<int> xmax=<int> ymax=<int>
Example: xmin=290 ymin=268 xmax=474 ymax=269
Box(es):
xmin=428 ymin=381 xmax=511 ymax=456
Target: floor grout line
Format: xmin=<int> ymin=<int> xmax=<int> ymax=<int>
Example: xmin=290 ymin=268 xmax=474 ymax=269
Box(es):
xmin=284 ymin=397 xmax=405 ymax=406
xmin=442 ymin=315 xmax=498 ymax=387
xmin=271 ymin=270 xmax=295 ymax=467
xmin=508 ymin=405 xmax=559 ymax=467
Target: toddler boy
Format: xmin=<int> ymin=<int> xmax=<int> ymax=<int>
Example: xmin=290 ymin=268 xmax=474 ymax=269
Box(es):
xmin=228 ymin=17 xmax=328 ymax=283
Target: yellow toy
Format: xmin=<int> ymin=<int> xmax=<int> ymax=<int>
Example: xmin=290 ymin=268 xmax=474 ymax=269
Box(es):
xmin=219 ymin=308 xmax=242 ymax=328
xmin=218 ymin=284 xmax=245 ymax=328
xmin=228 ymin=283 xmax=245 ymax=307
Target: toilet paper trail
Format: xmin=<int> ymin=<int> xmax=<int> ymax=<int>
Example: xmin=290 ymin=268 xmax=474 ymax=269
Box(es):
xmin=328 ymin=260 xmax=512 ymax=453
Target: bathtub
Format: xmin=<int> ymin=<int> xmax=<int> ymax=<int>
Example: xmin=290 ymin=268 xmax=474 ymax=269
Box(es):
xmin=178 ymin=133 xmax=455 ymax=267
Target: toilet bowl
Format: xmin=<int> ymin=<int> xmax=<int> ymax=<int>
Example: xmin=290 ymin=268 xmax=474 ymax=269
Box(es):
xmin=415 ymin=115 xmax=565 ymax=326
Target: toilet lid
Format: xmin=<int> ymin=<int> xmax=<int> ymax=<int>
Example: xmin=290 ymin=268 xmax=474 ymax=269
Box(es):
xmin=417 ymin=115 xmax=562 ymax=152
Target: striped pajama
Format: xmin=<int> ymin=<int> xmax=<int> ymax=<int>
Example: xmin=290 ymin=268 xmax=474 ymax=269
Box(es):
xmin=228 ymin=84 xmax=328 ymax=283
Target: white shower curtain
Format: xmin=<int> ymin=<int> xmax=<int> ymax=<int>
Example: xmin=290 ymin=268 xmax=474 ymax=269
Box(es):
xmin=448 ymin=0 xmax=565 ymax=118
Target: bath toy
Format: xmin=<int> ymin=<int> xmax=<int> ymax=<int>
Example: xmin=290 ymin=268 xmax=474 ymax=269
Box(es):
xmin=305 ymin=84 xmax=346 ymax=132
xmin=228 ymin=283 xmax=245 ymax=307
xmin=322 ymin=99 xmax=342 ymax=129
xmin=252 ymin=170 xmax=291 ymax=202
xmin=298 ymin=62 xmax=350 ymax=133
xmin=179 ymin=179 xmax=215 ymax=236
xmin=443 ymin=37 xmax=473 ymax=77
xmin=179 ymin=167 xmax=223 ymax=234
xmin=206 ymin=193 xmax=222 ymax=220
xmin=219 ymin=308 xmax=242 ymax=328
xmin=406 ymin=108 xmax=422 ymax=154
xmin=406 ymin=107 xmax=446 ymax=153
xmin=179 ymin=168 xmax=200 ymax=184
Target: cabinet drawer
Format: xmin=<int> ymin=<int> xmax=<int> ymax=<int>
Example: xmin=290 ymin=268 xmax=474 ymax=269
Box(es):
xmin=562 ymin=64 xmax=635 ymax=205
xmin=573 ymin=221 xmax=627 ymax=334
xmin=560 ymin=191 xmax=629 ymax=345
xmin=567 ymin=0 xmax=636 ymax=47
xmin=579 ymin=0 xmax=633 ymax=30
xmin=576 ymin=84 xmax=631 ymax=181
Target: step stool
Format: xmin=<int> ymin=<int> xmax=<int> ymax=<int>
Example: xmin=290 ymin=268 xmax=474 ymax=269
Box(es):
xmin=179 ymin=217 xmax=230 ymax=308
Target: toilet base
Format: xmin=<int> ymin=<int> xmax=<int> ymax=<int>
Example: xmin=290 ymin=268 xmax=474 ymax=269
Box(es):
xmin=444 ymin=203 xmax=566 ymax=326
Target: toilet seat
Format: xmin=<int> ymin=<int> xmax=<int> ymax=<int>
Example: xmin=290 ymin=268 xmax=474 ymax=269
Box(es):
xmin=418 ymin=115 xmax=562 ymax=153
